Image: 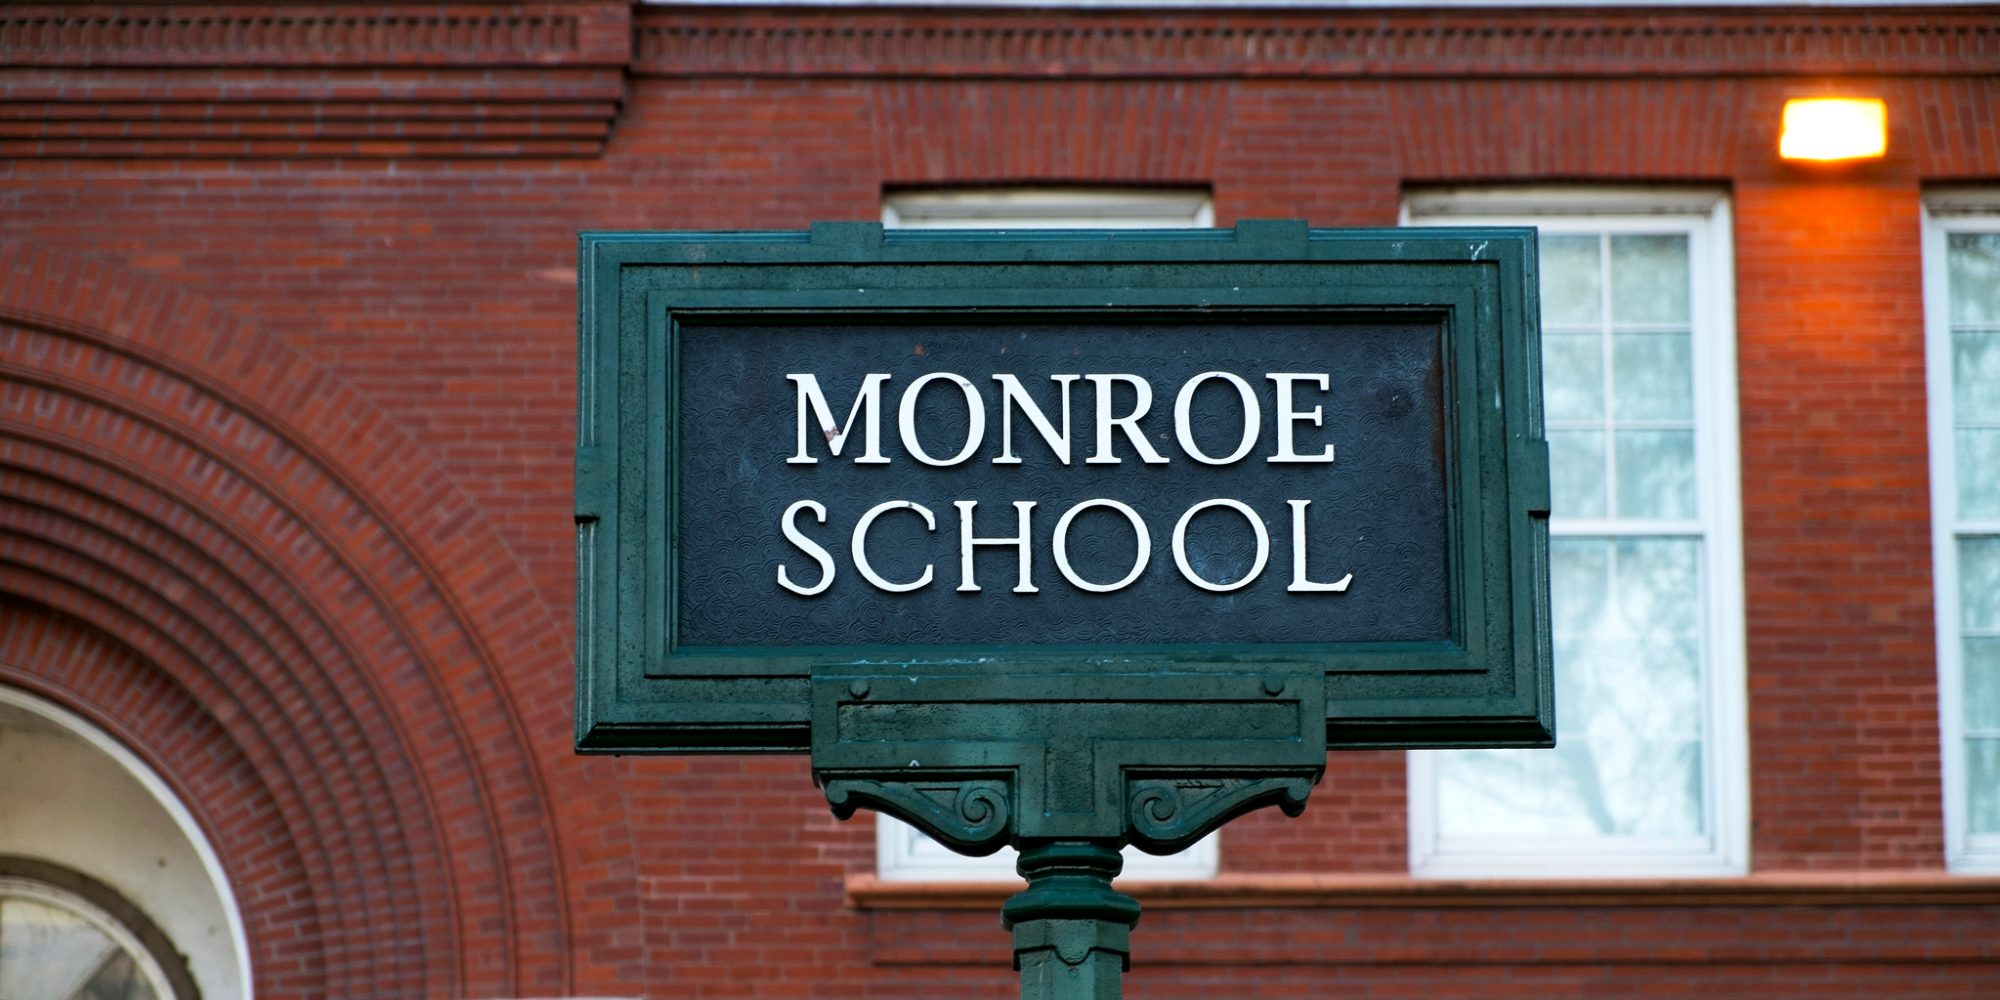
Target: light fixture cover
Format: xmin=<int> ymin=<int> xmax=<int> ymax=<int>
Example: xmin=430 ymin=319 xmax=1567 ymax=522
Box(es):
xmin=1780 ymin=98 xmax=1888 ymax=162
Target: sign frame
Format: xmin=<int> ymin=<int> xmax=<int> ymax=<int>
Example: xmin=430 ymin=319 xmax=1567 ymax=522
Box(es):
xmin=575 ymin=220 xmax=1553 ymax=756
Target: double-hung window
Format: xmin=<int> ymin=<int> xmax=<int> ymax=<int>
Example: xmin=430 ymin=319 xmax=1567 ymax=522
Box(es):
xmin=1404 ymin=189 xmax=1748 ymax=877
xmin=1925 ymin=194 xmax=2000 ymax=872
xmin=875 ymin=187 xmax=1217 ymax=881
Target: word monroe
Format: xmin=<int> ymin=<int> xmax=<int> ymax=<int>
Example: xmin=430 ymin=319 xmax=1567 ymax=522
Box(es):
xmin=775 ymin=371 xmax=1356 ymax=596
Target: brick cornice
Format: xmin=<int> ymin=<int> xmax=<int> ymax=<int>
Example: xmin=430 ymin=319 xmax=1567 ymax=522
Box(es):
xmin=8 ymin=4 xmax=1998 ymax=158
xmin=634 ymin=7 xmax=2000 ymax=79
xmin=0 ymin=2 xmax=628 ymax=158
xmin=0 ymin=3 xmax=629 ymax=67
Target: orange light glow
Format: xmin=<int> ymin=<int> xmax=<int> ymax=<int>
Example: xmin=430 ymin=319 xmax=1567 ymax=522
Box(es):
xmin=1779 ymin=98 xmax=1887 ymax=162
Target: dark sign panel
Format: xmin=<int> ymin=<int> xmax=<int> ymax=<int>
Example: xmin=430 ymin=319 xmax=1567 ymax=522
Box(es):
xmin=674 ymin=319 xmax=1448 ymax=649
xmin=576 ymin=222 xmax=1552 ymax=753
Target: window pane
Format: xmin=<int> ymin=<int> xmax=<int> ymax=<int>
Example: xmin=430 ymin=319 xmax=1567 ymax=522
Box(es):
xmin=1615 ymin=430 xmax=1697 ymax=520
xmin=1612 ymin=537 xmax=1704 ymax=638
xmin=1437 ymin=745 xmax=1605 ymax=837
xmin=1949 ymin=233 xmax=2000 ymax=327
xmin=1610 ymin=235 xmax=1691 ymax=325
xmin=1965 ymin=637 xmax=2000 ymax=732
xmin=1954 ymin=331 xmax=2000 ymax=421
xmin=0 ymin=899 xmax=118 ymax=1000
xmin=1540 ymin=234 xmax=1603 ymax=326
xmin=1970 ymin=739 xmax=2000 ymax=835
xmin=1436 ymin=538 xmax=1705 ymax=839
xmin=78 ymin=952 xmax=164 ymax=1000
xmin=1959 ymin=430 xmax=2000 ymax=520
xmin=1962 ymin=537 xmax=2000 ymax=632
xmin=1543 ymin=332 xmax=1604 ymax=422
xmin=1548 ymin=429 xmax=1608 ymax=518
xmin=1552 ymin=535 xmax=1612 ymax=626
xmin=1613 ymin=331 xmax=1694 ymax=421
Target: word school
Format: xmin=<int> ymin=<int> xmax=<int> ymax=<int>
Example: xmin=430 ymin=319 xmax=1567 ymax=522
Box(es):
xmin=774 ymin=370 xmax=1358 ymax=597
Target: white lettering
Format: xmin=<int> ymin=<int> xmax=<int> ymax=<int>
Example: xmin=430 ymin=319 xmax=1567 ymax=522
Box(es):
xmin=1267 ymin=373 xmax=1336 ymax=464
xmin=1285 ymin=500 xmax=1353 ymax=593
xmin=898 ymin=372 xmax=987 ymax=467
xmin=993 ymin=373 xmax=1078 ymax=465
xmin=1173 ymin=371 xmax=1261 ymax=465
xmin=1172 ymin=498 xmax=1270 ymax=593
xmin=955 ymin=500 xmax=1039 ymax=593
xmin=788 ymin=373 xmax=891 ymax=465
xmin=1085 ymin=374 xmax=1169 ymax=465
xmin=1052 ymin=499 xmax=1151 ymax=593
xmin=777 ymin=500 xmax=835 ymax=596
xmin=852 ymin=501 xmax=936 ymax=592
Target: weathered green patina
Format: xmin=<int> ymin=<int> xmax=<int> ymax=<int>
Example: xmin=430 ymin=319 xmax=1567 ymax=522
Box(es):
xmin=575 ymin=221 xmax=1552 ymax=997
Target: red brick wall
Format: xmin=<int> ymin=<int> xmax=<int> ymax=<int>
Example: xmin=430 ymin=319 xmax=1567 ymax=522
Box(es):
xmin=4 ymin=4 xmax=2000 ymax=996
xmin=1736 ymin=180 xmax=1943 ymax=870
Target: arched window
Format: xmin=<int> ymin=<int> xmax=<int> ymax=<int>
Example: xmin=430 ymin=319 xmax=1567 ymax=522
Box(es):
xmin=0 ymin=688 xmax=247 ymax=999
xmin=0 ymin=858 xmax=199 ymax=1000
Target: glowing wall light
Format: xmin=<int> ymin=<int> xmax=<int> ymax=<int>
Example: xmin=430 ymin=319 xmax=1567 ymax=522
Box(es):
xmin=1779 ymin=98 xmax=1887 ymax=162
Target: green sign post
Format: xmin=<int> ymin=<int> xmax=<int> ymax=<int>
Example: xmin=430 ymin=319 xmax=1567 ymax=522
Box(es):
xmin=576 ymin=221 xmax=1552 ymax=997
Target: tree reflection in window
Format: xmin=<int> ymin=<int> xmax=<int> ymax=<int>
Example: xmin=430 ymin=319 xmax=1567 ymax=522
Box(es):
xmin=1405 ymin=193 xmax=1742 ymax=876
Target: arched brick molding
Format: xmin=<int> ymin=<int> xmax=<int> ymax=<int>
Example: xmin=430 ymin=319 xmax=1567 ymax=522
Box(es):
xmin=0 ymin=242 xmax=634 ymax=997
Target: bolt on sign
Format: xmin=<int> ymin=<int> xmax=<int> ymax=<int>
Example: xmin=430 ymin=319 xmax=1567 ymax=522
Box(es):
xmin=575 ymin=221 xmax=1553 ymax=997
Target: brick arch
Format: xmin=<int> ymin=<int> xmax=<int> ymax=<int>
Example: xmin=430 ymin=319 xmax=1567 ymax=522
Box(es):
xmin=0 ymin=242 xmax=628 ymax=997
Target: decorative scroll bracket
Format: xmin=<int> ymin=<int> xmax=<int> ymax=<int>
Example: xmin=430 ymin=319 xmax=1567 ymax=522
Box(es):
xmin=811 ymin=665 xmax=1325 ymax=998
xmin=810 ymin=665 xmax=1326 ymax=856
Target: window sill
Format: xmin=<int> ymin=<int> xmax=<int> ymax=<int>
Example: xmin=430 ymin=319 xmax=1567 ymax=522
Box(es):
xmin=847 ymin=871 xmax=2000 ymax=910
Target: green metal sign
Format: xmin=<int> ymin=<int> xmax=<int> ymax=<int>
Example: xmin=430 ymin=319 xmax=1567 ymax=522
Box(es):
xmin=577 ymin=221 xmax=1551 ymax=751
xmin=575 ymin=221 xmax=1552 ymax=998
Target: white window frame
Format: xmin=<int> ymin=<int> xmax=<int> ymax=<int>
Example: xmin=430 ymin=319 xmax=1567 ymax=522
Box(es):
xmin=876 ymin=186 xmax=1217 ymax=882
xmin=1924 ymin=191 xmax=2000 ymax=873
xmin=1402 ymin=188 xmax=1749 ymax=878
xmin=883 ymin=188 xmax=1213 ymax=231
